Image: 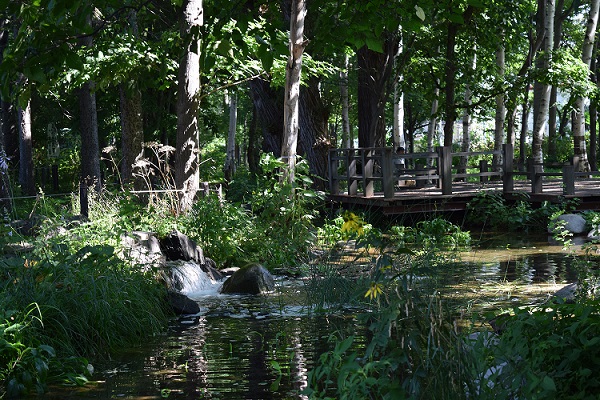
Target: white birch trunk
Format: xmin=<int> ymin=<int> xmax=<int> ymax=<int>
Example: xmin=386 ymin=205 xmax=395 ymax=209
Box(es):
xmin=532 ymin=0 xmax=555 ymax=165
xmin=175 ymin=0 xmax=203 ymax=212
xmin=494 ymin=40 xmax=506 ymax=171
xmin=340 ymin=53 xmax=351 ymax=149
xmin=18 ymin=89 xmax=34 ymax=196
xmin=427 ymin=85 xmax=439 ymax=168
xmin=281 ymin=0 xmax=306 ymax=185
xmin=573 ymin=0 xmax=600 ymax=171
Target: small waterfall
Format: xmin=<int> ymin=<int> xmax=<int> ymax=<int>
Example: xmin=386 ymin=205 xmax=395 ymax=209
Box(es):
xmin=167 ymin=261 xmax=222 ymax=297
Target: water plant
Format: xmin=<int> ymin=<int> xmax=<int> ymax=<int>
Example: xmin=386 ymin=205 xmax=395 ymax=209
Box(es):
xmin=466 ymin=191 xmax=567 ymax=232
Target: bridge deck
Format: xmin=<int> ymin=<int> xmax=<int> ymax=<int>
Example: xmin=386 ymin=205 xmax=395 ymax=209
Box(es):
xmin=328 ymin=179 xmax=600 ymax=215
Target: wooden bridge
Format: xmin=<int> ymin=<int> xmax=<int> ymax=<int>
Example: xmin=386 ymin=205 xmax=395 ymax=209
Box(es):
xmin=327 ymin=144 xmax=600 ymax=215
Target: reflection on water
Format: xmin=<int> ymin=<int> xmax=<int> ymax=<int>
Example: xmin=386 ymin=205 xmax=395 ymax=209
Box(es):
xmin=462 ymin=232 xmax=579 ymax=284
xmin=44 ymin=233 xmax=584 ymax=399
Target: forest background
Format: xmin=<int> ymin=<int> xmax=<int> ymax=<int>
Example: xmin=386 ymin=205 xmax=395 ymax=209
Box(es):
xmin=1 ymin=0 xmax=600 ymax=209
xmin=3 ymin=1 xmax=600 ymax=398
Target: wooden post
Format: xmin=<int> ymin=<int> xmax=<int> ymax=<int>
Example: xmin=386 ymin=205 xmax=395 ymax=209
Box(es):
xmin=439 ymin=146 xmax=452 ymax=195
xmin=363 ymin=149 xmax=374 ymax=197
xmin=415 ymin=163 xmax=425 ymax=188
xmin=382 ymin=147 xmax=394 ymax=198
xmin=79 ymin=180 xmax=89 ymax=218
xmin=563 ymin=164 xmax=575 ymax=195
xmin=479 ymin=160 xmax=488 ymax=184
xmin=348 ymin=149 xmax=357 ymax=195
xmin=502 ymin=143 xmax=514 ymax=193
xmin=328 ymin=149 xmax=339 ymax=195
xmin=532 ymin=163 xmax=543 ymax=193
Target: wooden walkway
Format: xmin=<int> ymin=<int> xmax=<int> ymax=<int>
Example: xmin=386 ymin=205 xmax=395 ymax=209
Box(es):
xmin=327 ymin=146 xmax=600 ymax=215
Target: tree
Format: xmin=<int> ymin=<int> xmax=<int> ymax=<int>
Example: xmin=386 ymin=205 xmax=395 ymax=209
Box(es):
xmin=532 ymin=0 xmax=555 ymax=166
xmin=224 ymin=91 xmax=237 ymax=182
xmin=572 ymin=0 xmax=600 ymax=171
xmin=119 ymin=11 xmax=144 ymax=190
xmin=280 ymin=0 xmax=307 ymax=185
xmin=17 ymin=82 xmax=34 ymax=196
xmin=175 ymin=0 xmax=203 ymax=212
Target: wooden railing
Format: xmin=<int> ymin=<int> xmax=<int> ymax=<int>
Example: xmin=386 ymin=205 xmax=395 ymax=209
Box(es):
xmin=328 ymin=143 xmax=598 ymax=198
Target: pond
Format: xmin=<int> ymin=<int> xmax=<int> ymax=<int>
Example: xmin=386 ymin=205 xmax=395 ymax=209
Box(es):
xmin=43 ymin=233 xmax=581 ymax=399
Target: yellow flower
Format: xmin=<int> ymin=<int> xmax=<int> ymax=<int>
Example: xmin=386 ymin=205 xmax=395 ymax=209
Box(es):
xmin=365 ymin=282 xmax=384 ymax=300
xmin=341 ymin=212 xmax=365 ymax=236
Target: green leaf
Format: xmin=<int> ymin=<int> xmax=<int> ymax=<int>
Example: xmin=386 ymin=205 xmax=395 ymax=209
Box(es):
xmin=365 ymin=38 xmax=383 ymax=53
xmin=415 ymin=5 xmax=426 ymax=21
xmin=541 ymin=375 xmax=556 ymax=392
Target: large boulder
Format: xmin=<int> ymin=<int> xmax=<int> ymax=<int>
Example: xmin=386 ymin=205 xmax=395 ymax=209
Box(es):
xmin=549 ymin=214 xmax=587 ymax=235
xmin=160 ymin=230 xmax=207 ymax=263
xmin=120 ymin=231 xmax=165 ymax=271
xmin=167 ymin=291 xmax=200 ymax=315
xmin=220 ymin=263 xmax=275 ymax=295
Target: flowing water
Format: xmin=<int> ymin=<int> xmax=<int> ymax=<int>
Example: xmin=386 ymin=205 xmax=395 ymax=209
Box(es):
xmin=44 ymin=233 xmax=583 ymax=399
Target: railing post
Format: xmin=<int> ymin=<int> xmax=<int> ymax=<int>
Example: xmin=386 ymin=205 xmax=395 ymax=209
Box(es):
xmin=531 ymin=161 xmax=543 ymax=194
xmin=363 ymin=149 xmax=374 ymax=197
xmin=502 ymin=143 xmax=514 ymax=193
xmin=348 ymin=149 xmax=357 ymax=195
xmin=439 ymin=146 xmax=452 ymax=195
xmin=328 ymin=149 xmax=339 ymax=195
xmin=563 ymin=163 xmax=575 ymax=195
xmin=479 ymin=160 xmax=488 ymax=184
xmin=382 ymin=147 xmax=394 ymax=198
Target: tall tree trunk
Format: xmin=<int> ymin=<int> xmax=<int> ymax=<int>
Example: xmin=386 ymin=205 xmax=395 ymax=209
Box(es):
xmin=119 ymin=11 xmax=144 ymax=190
xmin=224 ymin=91 xmax=237 ymax=182
xmin=280 ymin=0 xmax=306 ymax=185
xmin=299 ymin=78 xmax=330 ymax=188
xmin=17 ymin=89 xmax=34 ymax=196
xmin=119 ymin=83 xmax=144 ymax=189
xmin=79 ymin=80 xmax=101 ymax=191
xmin=519 ymin=86 xmax=531 ymax=169
xmin=459 ymin=85 xmax=471 ymax=177
xmin=79 ymin=14 xmax=101 ymax=192
xmin=493 ymin=40 xmax=506 ymax=172
xmin=573 ymin=0 xmax=599 ymax=172
xmin=427 ymin=84 xmax=440 ymax=168
xmin=249 ymin=78 xmax=283 ymax=156
xmin=175 ymin=0 xmax=203 ymax=212
xmin=247 ymin=103 xmax=260 ymax=175
xmin=443 ymin=22 xmax=458 ymax=146
xmin=0 ymin=21 xmax=11 ymax=212
xmin=356 ymin=38 xmax=398 ymax=148
xmin=532 ymin=0 xmax=555 ymax=166
xmin=548 ymin=0 xmax=565 ymax=159
xmin=340 ymin=53 xmax=351 ymax=148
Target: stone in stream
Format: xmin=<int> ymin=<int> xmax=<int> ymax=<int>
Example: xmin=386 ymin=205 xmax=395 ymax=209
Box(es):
xmin=220 ymin=263 xmax=275 ymax=295
xmin=549 ymin=213 xmax=587 ymax=235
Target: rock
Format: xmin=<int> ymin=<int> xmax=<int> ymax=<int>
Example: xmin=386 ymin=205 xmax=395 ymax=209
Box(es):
xmin=220 ymin=263 xmax=275 ymax=295
xmin=588 ymin=226 xmax=600 ymax=240
xmin=10 ymin=214 xmax=47 ymax=236
xmin=160 ymin=230 xmax=206 ymax=263
xmin=549 ymin=214 xmax=587 ymax=235
xmin=167 ymin=291 xmax=200 ymax=315
xmin=120 ymin=231 xmax=166 ymax=271
xmin=553 ymin=283 xmax=577 ymax=303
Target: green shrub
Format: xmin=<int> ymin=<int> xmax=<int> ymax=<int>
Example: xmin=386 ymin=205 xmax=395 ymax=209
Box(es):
xmin=474 ymin=300 xmax=600 ymax=399
xmin=390 ymin=217 xmax=471 ymax=250
xmin=466 ymin=192 xmax=565 ymax=232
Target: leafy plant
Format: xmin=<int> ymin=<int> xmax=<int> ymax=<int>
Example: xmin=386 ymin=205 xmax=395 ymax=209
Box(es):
xmin=474 ymin=300 xmax=600 ymax=399
xmin=0 ymin=305 xmax=90 ymax=398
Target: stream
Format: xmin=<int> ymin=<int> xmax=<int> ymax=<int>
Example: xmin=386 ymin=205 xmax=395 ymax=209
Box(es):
xmin=42 ymin=233 xmax=582 ymax=399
